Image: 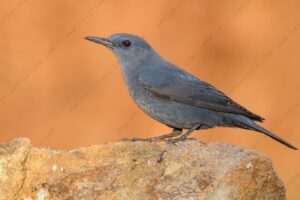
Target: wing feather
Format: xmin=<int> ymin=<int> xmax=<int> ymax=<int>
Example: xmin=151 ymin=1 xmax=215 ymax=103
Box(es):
xmin=139 ymin=67 xmax=264 ymax=122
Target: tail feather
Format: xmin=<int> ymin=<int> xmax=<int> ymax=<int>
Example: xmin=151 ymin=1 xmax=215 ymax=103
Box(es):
xmin=251 ymin=124 xmax=297 ymax=150
xmin=234 ymin=116 xmax=298 ymax=150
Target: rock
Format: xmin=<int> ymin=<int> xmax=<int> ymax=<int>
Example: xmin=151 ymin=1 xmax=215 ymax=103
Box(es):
xmin=0 ymin=138 xmax=286 ymax=200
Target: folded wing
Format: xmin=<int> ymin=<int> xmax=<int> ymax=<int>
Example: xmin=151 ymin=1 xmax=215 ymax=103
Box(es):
xmin=139 ymin=67 xmax=264 ymax=122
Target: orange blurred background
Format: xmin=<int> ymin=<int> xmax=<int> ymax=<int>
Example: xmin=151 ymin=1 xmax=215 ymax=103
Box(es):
xmin=0 ymin=0 xmax=299 ymax=198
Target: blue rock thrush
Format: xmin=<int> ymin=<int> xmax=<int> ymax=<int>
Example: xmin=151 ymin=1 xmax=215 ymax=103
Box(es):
xmin=85 ymin=33 xmax=297 ymax=150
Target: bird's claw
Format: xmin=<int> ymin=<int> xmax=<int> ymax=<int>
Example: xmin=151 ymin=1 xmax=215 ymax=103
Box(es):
xmin=166 ymin=137 xmax=196 ymax=144
xmin=117 ymin=138 xmax=132 ymax=142
xmin=118 ymin=137 xmax=162 ymax=142
xmin=119 ymin=136 xmax=196 ymax=144
xmin=118 ymin=137 xmax=147 ymax=142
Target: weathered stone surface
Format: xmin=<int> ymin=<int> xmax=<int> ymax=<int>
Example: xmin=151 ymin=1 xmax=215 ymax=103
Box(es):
xmin=0 ymin=138 xmax=286 ymax=200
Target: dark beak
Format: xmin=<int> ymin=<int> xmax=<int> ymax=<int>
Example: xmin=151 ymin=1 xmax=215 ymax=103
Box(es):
xmin=84 ymin=36 xmax=113 ymax=48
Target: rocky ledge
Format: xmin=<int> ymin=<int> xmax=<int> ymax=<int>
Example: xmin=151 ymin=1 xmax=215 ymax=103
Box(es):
xmin=0 ymin=138 xmax=286 ymax=200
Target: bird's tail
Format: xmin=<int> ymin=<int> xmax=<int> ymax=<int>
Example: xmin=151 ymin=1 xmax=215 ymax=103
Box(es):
xmin=231 ymin=115 xmax=298 ymax=150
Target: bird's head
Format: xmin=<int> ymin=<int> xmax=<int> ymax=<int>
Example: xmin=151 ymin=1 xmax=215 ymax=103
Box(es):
xmin=85 ymin=33 xmax=154 ymax=62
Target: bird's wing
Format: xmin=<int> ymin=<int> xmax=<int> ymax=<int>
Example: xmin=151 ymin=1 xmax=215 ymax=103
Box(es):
xmin=138 ymin=67 xmax=264 ymax=122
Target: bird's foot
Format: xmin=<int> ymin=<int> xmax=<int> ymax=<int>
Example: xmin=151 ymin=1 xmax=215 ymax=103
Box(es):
xmin=118 ymin=128 xmax=183 ymax=143
xmin=118 ymin=136 xmax=196 ymax=144
xmin=118 ymin=137 xmax=144 ymax=142
xmin=167 ymin=124 xmax=201 ymax=144
xmin=167 ymin=137 xmax=196 ymax=144
xmin=118 ymin=137 xmax=166 ymax=142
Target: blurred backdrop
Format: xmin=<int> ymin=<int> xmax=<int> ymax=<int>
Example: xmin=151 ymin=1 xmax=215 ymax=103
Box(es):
xmin=0 ymin=0 xmax=299 ymax=198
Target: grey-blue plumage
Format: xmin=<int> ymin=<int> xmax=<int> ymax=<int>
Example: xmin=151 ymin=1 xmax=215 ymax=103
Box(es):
xmin=85 ymin=33 xmax=297 ymax=150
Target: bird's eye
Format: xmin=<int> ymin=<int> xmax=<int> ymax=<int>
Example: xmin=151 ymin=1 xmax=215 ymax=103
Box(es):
xmin=122 ymin=40 xmax=131 ymax=47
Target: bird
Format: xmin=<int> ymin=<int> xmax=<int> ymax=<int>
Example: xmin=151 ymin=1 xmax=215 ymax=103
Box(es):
xmin=85 ymin=33 xmax=297 ymax=150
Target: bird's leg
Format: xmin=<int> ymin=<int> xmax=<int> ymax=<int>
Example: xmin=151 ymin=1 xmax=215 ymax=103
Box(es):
xmin=167 ymin=124 xmax=202 ymax=143
xmin=119 ymin=128 xmax=183 ymax=142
